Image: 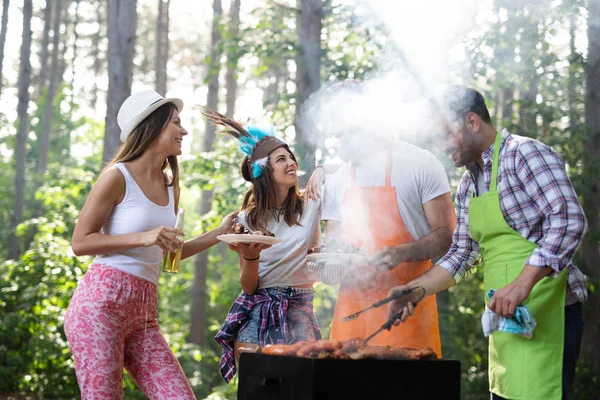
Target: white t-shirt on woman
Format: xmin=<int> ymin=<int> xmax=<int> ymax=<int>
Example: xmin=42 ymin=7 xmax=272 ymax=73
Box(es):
xmin=236 ymin=198 xmax=322 ymax=289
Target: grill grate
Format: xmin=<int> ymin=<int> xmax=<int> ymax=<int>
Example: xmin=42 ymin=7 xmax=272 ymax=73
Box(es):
xmin=307 ymin=259 xmax=354 ymax=285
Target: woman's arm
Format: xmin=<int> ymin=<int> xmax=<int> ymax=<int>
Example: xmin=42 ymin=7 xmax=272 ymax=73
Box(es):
xmin=227 ymin=242 xmax=271 ymax=295
xmin=304 ymin=164 xmax=342 ymax=202
xmin=240 ymin=256 xmax=260 ymax=295
xmin=71 ymin=168 xmax=183 ymax=256
xmin=180 ymin=212 xmax=238 ymax=260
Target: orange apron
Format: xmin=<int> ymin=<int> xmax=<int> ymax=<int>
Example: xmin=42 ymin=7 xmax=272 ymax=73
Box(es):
xmin=330 ymin=151 xmax=442 ymax=356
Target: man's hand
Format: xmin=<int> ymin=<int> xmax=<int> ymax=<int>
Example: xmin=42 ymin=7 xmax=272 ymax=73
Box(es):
xmin=488 ymin=264 xmax=553 ymax=317
xmin=488 ymin=281 xmax=532 ymax=318
xmin=369 ymin=246 xmax=403 ymax=271
xmin=386 ymin=285 xmax=417 ymax=326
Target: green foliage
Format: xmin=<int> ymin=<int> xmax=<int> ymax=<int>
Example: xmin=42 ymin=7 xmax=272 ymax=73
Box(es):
xmin=1 ymin=1 xmax=598 ymax=399
xmin=444 ymin=270 xmax=489 ymax=400
xmin=0 ymin=167 xmax=90 ymax=398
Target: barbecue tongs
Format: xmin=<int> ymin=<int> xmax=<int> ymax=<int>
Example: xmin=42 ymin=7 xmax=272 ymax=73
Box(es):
xmin=341 ymin=286 xmax=426 ymax=345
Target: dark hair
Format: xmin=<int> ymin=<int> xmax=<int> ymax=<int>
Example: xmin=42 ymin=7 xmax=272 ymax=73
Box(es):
xmin=104 ymin=102 xmax=180 ymax=196
xmin=439 ymin=85 xmax=492 ymax=125
xmin=240 ymin=148 xmax=304 ymax=232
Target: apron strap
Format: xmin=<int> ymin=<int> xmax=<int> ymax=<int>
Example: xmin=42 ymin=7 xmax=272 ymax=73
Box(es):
xmin=350 ymin=142 xmax=393 ymax=187
xmin=490 ymin=131 xmax=503 ymax=190
xmin=350 ymin=146 xmax=393 ymax=186
xmin=385 ymin=147 xmax=392 ymax=187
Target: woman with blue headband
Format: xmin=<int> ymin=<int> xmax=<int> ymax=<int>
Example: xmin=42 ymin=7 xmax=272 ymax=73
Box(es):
xmin=202 ymin=108 xmax=322 ymax=383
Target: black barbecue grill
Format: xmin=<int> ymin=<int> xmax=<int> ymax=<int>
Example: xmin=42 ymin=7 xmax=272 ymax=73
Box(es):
xmin=238 ymin=352 xmax=461 ymax=400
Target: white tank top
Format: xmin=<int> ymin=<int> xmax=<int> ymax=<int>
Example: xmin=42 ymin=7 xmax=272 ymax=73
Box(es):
xmin=94 ymin=163 xmax=176 ymax=284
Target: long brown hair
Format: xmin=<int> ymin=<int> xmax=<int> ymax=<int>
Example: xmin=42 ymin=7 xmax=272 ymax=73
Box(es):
xmin=241 ymin=149 xmax=304 ymax=232
xmin=103 ymin=103 xmax=180 ymax=196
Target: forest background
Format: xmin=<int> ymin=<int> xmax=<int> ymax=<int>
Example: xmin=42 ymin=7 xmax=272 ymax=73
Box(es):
xmin=0 ymin=0 xmax=598 ymax=398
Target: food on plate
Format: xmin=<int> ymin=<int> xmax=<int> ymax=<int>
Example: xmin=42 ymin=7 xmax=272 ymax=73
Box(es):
xmin=257 ymin=338 xmax=437 ymax=361
xmin=232 ymin=222 xmax=275 ymax=237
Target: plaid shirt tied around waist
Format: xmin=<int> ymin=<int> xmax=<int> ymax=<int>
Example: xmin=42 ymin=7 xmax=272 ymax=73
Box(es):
xmin=215 ymin=287 xmax=321 ymax=382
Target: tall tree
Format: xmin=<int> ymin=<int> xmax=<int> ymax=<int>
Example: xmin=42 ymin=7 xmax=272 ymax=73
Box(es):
xmin=216 ymin=0 xmax=241 ymax=262
xmin=8 ymin=0 xmax=33 ymax=260
xmin=38 ymin=0 xmax=53 ymax=96
xmin=517 ymin=3 xmax=540 ymax=136
xmin=90 ymin=0 xmax=105 ymax=110
xmin=295 ymin=0 xmax=323 ymax=183
xmin=155 ymin=0 xmax=170 ymax=96
xmin=190 ymin=0 xmax=222 ymax=347
xmin=103 ymin=0 xmax=137 ymax=163
xmin=37 ymin=0 xmax=63 ymax=186
xmin=582 ymin=0 xmax=600 ymax=376
xmin=69 ymin=0 xmax=81 ymax=109
xmin=225 ymin=0 xmax=240 ymax=118
xmin=0 ymin=0 xmax=9 ymax=98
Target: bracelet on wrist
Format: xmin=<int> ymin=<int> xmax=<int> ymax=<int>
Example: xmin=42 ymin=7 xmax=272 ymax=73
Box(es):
xmin=243 ymin=255 xmax=260 ymax=261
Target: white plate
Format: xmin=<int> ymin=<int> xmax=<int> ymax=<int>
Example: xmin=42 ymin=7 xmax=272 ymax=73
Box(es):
xmin=217 ymin=234 xmax=282 ymax=245
xmin=306 ymin=253 xmax=369 ymax=264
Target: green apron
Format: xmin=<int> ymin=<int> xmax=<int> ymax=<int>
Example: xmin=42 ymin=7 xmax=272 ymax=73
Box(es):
xmin=468 ymin=132 xmax=566 ymax=400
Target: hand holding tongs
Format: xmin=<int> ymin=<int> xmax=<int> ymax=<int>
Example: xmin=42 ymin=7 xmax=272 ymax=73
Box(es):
xmin=341 ymin=286 xmax=425 ymax=322
xmin=351 ymin=286 xmax=426 ymax=345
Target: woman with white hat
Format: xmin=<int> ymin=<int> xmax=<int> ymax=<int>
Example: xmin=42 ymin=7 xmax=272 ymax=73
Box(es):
xmin=64 ymin=90 xmax=236 ymax=399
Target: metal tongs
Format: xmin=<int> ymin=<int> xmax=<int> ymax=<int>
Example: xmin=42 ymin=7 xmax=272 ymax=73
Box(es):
xmin=341 ymin=286 xmax=426 ymax=345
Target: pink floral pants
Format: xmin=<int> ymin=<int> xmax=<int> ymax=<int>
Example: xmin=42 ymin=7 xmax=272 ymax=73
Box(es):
xmin=64 ymin=264 xmax=196 ymax=400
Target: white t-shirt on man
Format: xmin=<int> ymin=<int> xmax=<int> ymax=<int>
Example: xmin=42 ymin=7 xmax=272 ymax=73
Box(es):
xmin=236 ymin=198 xmax=321 ymax=289
xmin=322 ymin=142 xmax=451 ymax=241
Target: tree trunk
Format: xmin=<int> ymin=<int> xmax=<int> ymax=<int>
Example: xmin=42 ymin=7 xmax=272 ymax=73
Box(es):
xmin=38 ymin=0 xmax=53 ymax=96
xmin=37 ymin=0 xmax=63 ymax=185
xmin=295 ymin=0 xmax=322 ymax=185
xmin=225 ymin=0 xmax=240 ymax=118
xmin=0 ymin=0 xmax=10 ymax=98
xmin=90 ymin=0 xmax=104 ymax=111
xmin=103 ymin=0 xmax=137 ymax=164
xmin=190 ymin=0 xmax=222 ymax=347
xmin=517 ymin=7 xmax=539 ymax=138
xmin=69 ymin=0 xmax=81 ymax=110
xmin=155 ymin=0 xmax=169 ymax=96
xmin=581 ymin=0 xmax=600 ymax=376
xmin=501 ymin=86 xmax=514 ymax=128
xmin=216 ymin=0 xmax=241 ymax=264
xmin=8 ymin=0 xmax=33 ymax=260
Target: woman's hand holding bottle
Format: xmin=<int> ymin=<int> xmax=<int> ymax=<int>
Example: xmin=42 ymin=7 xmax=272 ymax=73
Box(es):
xmin=139 ymin=226 xmax=184 ymax=253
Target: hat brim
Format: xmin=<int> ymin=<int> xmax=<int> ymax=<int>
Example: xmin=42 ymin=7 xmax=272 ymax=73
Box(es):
xmin=120 ymin=97 xmax=184 ymax=143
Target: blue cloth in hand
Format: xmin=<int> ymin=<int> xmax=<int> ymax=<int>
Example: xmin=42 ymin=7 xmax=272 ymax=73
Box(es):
xmin=481 ymin=289 xmax=537 ymax=339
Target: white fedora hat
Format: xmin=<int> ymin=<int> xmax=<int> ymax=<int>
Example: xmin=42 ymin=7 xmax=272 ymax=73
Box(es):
xmin=117 ymin=89 xmax=184 ymax=143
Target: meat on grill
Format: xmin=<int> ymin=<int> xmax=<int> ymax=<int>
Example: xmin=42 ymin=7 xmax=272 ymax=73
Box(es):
xmin=348 ymin=346 xmax=437 ymax=360
xmin=259 ymin=338 xmax=437 ymax=361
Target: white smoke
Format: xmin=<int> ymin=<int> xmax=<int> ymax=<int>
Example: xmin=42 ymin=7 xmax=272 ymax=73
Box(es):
xmin=301 ymin=0 xmax=489 ymax=163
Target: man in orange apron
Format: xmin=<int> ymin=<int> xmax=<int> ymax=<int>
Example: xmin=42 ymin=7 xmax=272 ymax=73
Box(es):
xmin=321 ymin=80 xmax=456 ymax=356
xmin=388 ymin=86 xmax=587 ymax=400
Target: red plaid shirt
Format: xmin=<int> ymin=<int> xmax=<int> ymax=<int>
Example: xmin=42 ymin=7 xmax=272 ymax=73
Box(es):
xmin=438 ymin=130 xmax=588 ymax=305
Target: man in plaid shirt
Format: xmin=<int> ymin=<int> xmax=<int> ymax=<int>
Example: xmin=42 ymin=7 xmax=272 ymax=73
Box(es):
xmin=387 ymin=86 xmax=587 ymax=400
